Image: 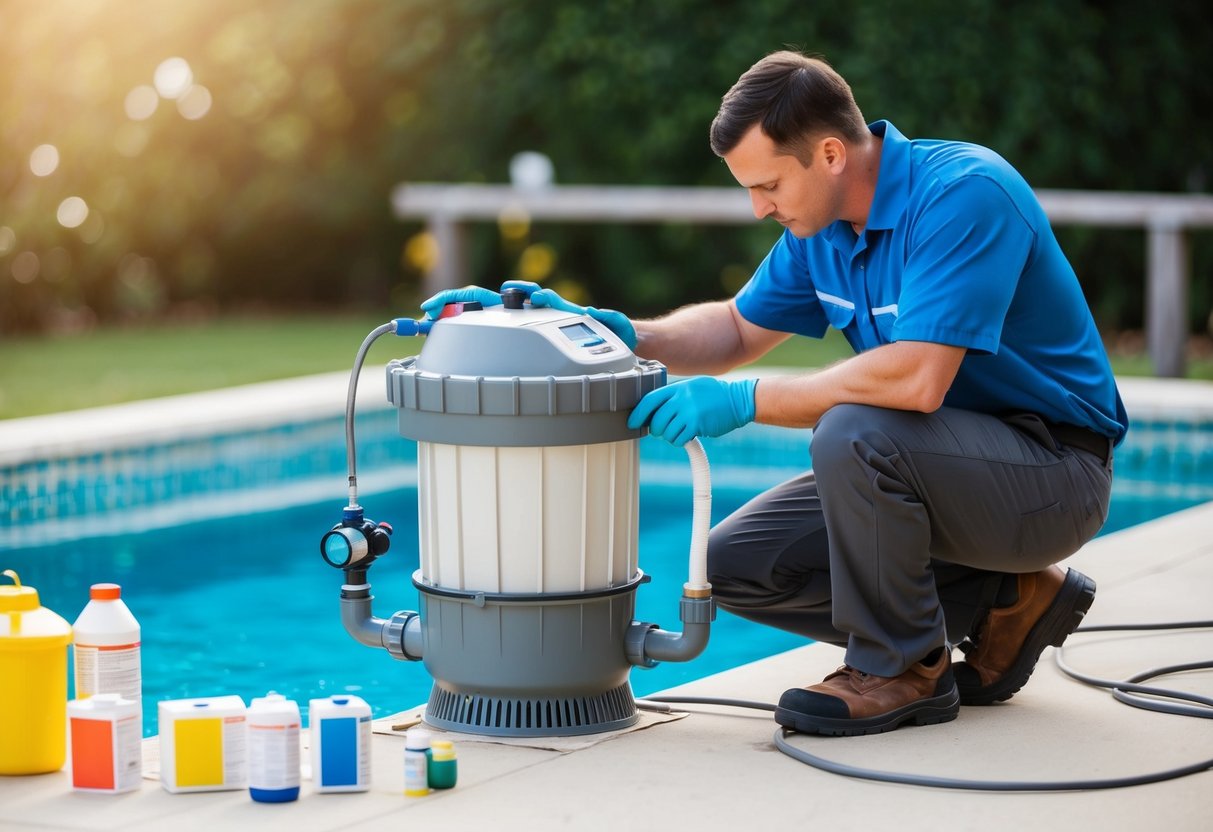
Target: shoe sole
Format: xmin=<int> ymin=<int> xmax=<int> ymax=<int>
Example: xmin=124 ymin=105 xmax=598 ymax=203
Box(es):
xmin=773 ymin=687 xmax=960 ymax=737
xmin=958 ymin=568 xmax=1096 ymax=706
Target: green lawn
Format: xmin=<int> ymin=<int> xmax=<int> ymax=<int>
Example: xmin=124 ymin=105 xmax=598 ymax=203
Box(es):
xmin=0 ymin=315 xmax=1207 ymax=420
xmin=0 ymin=315 xmax=418 ymax=419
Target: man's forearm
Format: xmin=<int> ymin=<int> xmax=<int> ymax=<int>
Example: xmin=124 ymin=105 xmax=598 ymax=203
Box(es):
xmin=754 ymin=341 xmax=966 ymax=429
xmin=634 ymin=300 xmax=786 ymax=376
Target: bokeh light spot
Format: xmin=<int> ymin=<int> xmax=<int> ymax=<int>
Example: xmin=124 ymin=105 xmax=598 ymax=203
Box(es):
xmin=510 ymin=152 xmax=555 ymax=191
xmin=498 ymin=202 xmax=531 ymax=242
xmin=517 ymin=243 xmax=557 ymax=282
xmin=79 ymin=210 xmax=106 ymax=244
xmin=154 ymin=57 xmax=194 ymax=99
xmin=29 ymin=144 xmax=60 ymax=177
xmin=177 ymin=85 xmax=213 ymax=120
xmin=547 ymin=279 xmax=589 ymax=305
xmin=11 ymin=251 xmax=40 ymax=284
xmin=0 ymin=227 xmax=16 ymax=255
xmin=403 ymin=232 xmax=439 ymax=272
xmin=124 ymin=85 xmax=160 ymax=120
xmin=57 ymin=196 xmax=90 ymax=229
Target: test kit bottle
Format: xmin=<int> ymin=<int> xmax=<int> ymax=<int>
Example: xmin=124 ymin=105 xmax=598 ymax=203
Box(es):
xmin=428 ymin=740 xmax=457 ymax=790
xmin=309 ymin=695 xmax=372 ymax=792
xmin=72 ymin=584 xmax=141 ymax=710
xmin=247 ymin=692 xmax=301 ymax=803
xmin=68 ymin=693 xmax=142 ymax=793
xmin=403 ymin=727 xmax=431 ymax=797
xmin=0 ymin=570 xmax=73 ymax=775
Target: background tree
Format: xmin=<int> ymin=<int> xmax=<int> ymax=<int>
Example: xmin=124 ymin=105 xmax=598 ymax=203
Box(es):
xmin=1 ymin=0 xmax=1209 ymax=336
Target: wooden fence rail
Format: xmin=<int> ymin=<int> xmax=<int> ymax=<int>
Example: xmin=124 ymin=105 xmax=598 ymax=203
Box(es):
xmin=392 ymin=183 xmax=1213 ymax=377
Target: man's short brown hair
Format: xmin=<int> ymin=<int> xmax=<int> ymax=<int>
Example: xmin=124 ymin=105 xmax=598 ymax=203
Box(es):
xmin=710 ymin=51 xmax=868 ymax=165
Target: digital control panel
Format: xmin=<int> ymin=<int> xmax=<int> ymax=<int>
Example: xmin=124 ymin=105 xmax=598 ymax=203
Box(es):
xmin=558 ymin=322 xmax=614 ymax=354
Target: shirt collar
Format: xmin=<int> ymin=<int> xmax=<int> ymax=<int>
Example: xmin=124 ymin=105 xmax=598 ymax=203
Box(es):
xmin=864 ymin=120 xmax=911 ymax=231
xmin=818 ymin=120 xmax=911 ymax=251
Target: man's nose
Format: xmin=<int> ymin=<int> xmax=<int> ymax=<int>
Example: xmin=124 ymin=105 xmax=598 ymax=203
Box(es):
xmin=750 ymin=190 xmax=774 ymax=220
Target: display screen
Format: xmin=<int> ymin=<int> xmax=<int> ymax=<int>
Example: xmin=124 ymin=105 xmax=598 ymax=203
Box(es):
xmin=559 ymin=322 xmax=598 ymax=341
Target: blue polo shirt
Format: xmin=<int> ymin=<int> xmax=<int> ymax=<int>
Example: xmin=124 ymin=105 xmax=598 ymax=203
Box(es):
xmin=736 ymin=120 xmax=1127 ymax=445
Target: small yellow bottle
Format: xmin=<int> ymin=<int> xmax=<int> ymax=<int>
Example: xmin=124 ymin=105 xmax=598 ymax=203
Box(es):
xmin=428 ymin=740 xmax=458 ymax=790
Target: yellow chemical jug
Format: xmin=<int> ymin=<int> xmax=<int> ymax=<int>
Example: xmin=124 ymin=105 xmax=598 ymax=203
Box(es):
xmin=0 ymin=570 xmax=73 ymax=775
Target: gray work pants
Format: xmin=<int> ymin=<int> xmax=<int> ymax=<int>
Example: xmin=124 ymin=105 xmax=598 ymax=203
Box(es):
xmin=706 ymin=404 xmax=1114 ymax=677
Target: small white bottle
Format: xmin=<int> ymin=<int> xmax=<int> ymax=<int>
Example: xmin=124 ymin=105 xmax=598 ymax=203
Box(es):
xmin=72 ymin=584 xmax=141 ymax=709
xmin=403 ymin=727 xmax=431 ymax=797
xmin=247 ymin=692 xmax=301 ymax=803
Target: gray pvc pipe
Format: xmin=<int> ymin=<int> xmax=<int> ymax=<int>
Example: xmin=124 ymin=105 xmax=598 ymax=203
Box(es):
xmin=339 ymin=587 xmax=391 ymax=648
xmin=339 ymin=586 xmax=423 ymax=660
xmin=639 ymin=621 xmax=711 ymax=663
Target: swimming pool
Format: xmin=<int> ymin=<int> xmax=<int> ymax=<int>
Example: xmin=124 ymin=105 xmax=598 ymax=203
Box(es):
xmin=3 ymin=381 xmax=1212 ymax=737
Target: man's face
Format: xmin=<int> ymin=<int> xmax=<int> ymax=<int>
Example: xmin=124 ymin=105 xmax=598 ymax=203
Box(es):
xmin=722 ymin=124 xmax=838 ymax=238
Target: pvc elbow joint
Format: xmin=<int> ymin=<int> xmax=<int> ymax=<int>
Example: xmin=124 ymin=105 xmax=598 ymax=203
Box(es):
xmin=339 ymin=586 xmax=423 ymax=661
xmin=625 ymin=595 xmax=715 ymax=667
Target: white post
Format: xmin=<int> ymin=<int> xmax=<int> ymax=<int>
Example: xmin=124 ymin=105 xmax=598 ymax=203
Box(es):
xmin=1146 ymin=220 xmax=1189 ymax=378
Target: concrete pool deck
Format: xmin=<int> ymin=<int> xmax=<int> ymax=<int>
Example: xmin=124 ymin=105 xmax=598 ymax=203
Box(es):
xmin=1 ymin=497 xmax=1210 ymax=831
xmin=2 ymin=373 xmax=1211 ymax=830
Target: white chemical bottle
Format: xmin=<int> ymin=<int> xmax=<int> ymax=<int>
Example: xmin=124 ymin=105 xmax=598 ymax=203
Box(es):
xmin=247 ymin=692 xmax=302 ymax=803
xmin=403 ymin=727 xmax=431 ymax=797
xmin=72 ymin=584 xmax=141 ymax=709
xmin=309 ymin=695 xmax=372 ymax=792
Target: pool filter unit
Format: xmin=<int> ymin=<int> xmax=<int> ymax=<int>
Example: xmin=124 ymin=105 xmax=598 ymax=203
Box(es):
xmin=322 ymin=289 xmax=715 ymax=737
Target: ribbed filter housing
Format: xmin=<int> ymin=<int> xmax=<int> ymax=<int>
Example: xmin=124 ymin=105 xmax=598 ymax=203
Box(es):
xmin=417 ymin=441 xmax=638 ymax=593
xmin=385 ymin=304 xmax=666 ymax=736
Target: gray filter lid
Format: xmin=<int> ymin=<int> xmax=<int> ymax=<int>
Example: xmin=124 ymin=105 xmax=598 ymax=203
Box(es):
xmin=387 ymin=304 xmax=666 ymax=446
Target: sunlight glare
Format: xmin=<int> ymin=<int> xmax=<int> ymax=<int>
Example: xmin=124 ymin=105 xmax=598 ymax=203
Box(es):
xmin=57 ymin=197 xmax=90 ymax=229
xmin=177 ymin=85 xmax=213 ymax=120
xmin=125 ymin=85 xmax=160 ymax=120
xmin=11 ymin=251 xmax=40 ymax=284
xmin=154 ymin=57 xmax=194 ymax=99
xmin=29 ymin=144 xmax=60 ymax=177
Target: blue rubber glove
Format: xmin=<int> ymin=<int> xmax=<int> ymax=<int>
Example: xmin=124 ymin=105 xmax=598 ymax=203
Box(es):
xmin=627 ymin=377 xmax=758 ymax=447
xmin=527 ymin=288 xmax=636 ymax=350
xmin=419 ymin=281 xmax=541 ymax=318
xmin=420 ymin=281 xmax=636 ymax=350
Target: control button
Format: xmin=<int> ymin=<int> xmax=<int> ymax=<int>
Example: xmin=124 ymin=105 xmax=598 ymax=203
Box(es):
xmin=589 ymin=346 xmax=615 ymax=355
xmin=501 ymin=288 xmax=527 ymax=309
xmin=579 ymin=337 xmax=606 ymax=348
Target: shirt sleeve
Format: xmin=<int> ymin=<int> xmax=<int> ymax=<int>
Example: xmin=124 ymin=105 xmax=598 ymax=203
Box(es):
xmin=734 ymin=230 xmax=830 ymax=338
xmin=892 ymin=175 xmax=1035 ymax=354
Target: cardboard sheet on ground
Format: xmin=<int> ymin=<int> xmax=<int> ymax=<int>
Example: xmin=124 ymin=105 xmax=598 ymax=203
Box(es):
xmin=372 ymin=704 xmax=688 ymax=752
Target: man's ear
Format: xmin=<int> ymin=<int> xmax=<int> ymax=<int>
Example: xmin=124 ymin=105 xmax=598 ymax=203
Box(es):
xmin=820 ymin=136 xmax=847 ymax=174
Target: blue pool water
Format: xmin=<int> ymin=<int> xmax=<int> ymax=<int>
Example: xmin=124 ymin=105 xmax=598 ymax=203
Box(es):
xmin=5 ymin=466 xmax=1203 ymax=739
xmin=10 ymin=480 xmax=809 ymax=737
xmin=4 ymin=407 xmax=1212 ymax=738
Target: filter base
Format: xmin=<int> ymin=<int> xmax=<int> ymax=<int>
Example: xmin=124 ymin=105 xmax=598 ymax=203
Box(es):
xmin=423 ymin=680 xmax=639 ymax=737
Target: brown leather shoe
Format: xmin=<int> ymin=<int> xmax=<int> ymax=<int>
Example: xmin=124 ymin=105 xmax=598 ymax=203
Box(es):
xmin=775 ymin=648 xmax=959 ymax=736
xmin=955 ymin=566 xmax=1096 ymax=705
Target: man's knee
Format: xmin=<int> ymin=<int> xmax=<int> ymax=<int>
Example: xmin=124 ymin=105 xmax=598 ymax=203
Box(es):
xmin=705 ymin=521 xmax=745 ymax=600
xmin=811 ymin=403 xmax=901 ymax=474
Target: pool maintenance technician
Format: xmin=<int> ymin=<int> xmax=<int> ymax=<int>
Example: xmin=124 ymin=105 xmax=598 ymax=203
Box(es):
xmin=422 ymin=50 xmax=1126 ymax=738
